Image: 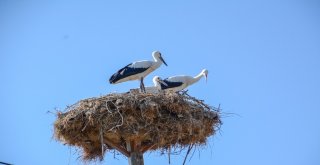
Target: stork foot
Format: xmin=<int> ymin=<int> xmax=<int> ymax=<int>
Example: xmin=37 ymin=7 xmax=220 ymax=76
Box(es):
xmin=140 ymin=78 xmax=146 ymax=93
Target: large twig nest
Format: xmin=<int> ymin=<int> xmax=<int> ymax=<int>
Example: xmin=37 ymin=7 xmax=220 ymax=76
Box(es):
xmin=54 ymin=91 xmax=221 ymax=161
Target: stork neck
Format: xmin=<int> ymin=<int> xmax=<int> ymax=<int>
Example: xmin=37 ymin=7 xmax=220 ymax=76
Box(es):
xmin=153 ymin=78 xmax=160 ymax=89
xmin=191 ymin=72 xmax=204 ymax=85
xmin=152 ymin=56 xmax=162 ymax=67
xmin=153 ymin=55 xmax=160 ymax=63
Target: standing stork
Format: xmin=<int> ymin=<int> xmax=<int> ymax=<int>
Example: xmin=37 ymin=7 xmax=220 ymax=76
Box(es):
xmin=153 ymin=69 xmax=208 ymax=92
xmin=109 ymin=51 xmax=167 ymax=92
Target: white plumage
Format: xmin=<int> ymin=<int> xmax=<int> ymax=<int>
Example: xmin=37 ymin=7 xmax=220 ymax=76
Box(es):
xmin=153 ymin=69 xmax=208 ymax=92
xmin=109 ymin=51 xmax=167 ymax=92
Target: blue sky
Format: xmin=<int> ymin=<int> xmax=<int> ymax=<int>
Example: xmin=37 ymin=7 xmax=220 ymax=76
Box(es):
xmin=1 ymin=0 xmax=320 ymax=165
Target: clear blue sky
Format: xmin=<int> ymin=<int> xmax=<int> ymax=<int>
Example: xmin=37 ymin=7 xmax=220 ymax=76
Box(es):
xmin=1 ymin=0 xmax=320 ymax=165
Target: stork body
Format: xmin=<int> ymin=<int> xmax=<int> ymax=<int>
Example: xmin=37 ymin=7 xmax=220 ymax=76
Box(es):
xmin=153 ymin=69 xmax=208 ymax=92
xmin=109 ymin=51 xmax=167 ymax=92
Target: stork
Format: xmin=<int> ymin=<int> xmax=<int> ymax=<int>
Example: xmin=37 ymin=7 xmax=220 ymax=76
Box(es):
xmin=109 ymin=51 xmax=167 ymax=92
xmin=153 ymin=69 xmax=208 ymax=92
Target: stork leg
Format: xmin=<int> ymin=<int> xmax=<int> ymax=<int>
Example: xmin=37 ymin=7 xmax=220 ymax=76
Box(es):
xmin=140 ymin=77 xmax=146 ymax=93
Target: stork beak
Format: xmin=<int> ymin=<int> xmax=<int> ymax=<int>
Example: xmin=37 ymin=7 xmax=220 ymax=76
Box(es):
xmin=205 ymin=73 xmax=208 ymax=83
xmin=159 ymin=56 xmax=168 ymax=66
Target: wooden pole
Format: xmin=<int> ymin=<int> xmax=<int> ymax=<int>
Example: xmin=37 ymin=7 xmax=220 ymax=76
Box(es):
xmin=126 ymin=141 xmax=144 ymax=165
xmin=128 ymin=152 xmax=144 ymax=165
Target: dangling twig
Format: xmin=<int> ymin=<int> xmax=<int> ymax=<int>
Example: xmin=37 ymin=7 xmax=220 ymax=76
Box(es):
xmin=182 ymin=144 xmax=194 ymax=165
xmin=100 ymin=127 xmax=104 ymax=158
xmin=168 ymin=146 xmax=171 ymax=164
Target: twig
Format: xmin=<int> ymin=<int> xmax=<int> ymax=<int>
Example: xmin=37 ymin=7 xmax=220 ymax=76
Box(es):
xmin=105 ymin=100 xmax=124 ymax=132
xmin=189 ymin=145 xmax=196 ymax=162
xmin=81 ymin=121 xmax=89 ymax=132
xmin=105 ymin=100 xmax=113 ymax=113
xmin=100 ymin=127 xmax=105 ymax=158
xmin=180 ymin=90 xmax=189 ymax=95
xmin=182 ymin=144 xmax=194 ymax=165
xmin=46 ymin=110 xmax=56 ymax=115
xmin=168 ymin=146 xmax=171 ymax=164
xmin=182 ymin=92 xmax=212 ymax=110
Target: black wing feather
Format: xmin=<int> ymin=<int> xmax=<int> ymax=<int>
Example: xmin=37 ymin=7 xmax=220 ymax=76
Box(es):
xmin=109 ymin=63 xmax=149 ymax=84
xmin=160 ymin=79 xmax=183 ymax=90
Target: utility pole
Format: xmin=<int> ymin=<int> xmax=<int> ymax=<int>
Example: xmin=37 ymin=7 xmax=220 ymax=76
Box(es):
xmin=127 ymin=141 xmax=144 ymax=165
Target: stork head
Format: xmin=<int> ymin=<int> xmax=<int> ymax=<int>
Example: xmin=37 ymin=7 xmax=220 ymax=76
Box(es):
xmin=202 ymin=69 xmax=208 ymax=83
xmin=153 ymin=76 xmax=162 ymax=90
xmin=152 ymin=51 xmax=168 ymax=66
xmin=153 ymin=76 xmax=168 ymax=89
xmin=153 ymin=76 xmax=161 ymax=85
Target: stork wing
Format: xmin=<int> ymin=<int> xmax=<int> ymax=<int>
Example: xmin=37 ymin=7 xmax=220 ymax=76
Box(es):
xmin=160 ymin=79 xmax=183 ymax=90
xmin=109 ymin=63 xmax=150 ymax=84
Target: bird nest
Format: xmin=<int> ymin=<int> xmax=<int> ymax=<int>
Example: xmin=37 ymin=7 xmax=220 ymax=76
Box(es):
xmin=53 ymin=91 xmax=221 ymax=161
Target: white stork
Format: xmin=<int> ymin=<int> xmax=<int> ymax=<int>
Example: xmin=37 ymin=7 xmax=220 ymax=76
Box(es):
xmin=153 ymin=69 xmax=208 ymax=92
xmin=109 ymin=51 xmax=167 ymax=92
